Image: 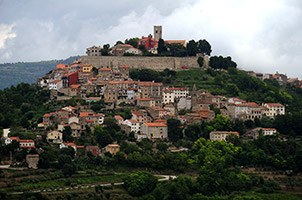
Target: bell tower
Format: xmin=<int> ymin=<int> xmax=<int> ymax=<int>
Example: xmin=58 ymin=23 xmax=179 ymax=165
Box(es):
xmin=154 ymin=25 xmax=162 ymax=40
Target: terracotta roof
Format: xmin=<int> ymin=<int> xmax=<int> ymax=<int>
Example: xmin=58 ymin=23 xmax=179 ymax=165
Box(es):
xmin=70 ymin=84 xmax=80 ymax=89
xmin=63 ymin=142 xmax=76 ymax=146
xmin=9 ymin=137 xmax=20 ymax=141
xmin=99 ymin=68 xmax=112 ymax=71
xmin=265 ymin=103 xmax=284 ymax=107
xmin=144 ymin=123 xmax=167 ymax=127
xmin=165 ymin=40 xmax=186 ymax=46
xmin=107 ymin=144 xmax=120 ymax=147
xmin=127 ymin=119 xmax=139 ymax=123
xmin=43 ymin=113 xmax=51 ymax=117
xmin=139 ymin=98 xmax=155 ymax=101
xmin=20 ymin=146 xmax=35 ymax=148
xmin=149 ymin=106 xmax=165 ymax=111
xmin=115 ymin=115 xmax=124 ymax=120
xmin=132 ymin=111 xmax=142 ymax=116
xmin=50 ymin=80 xmax=62 ymax=84
xmin=168 ymin=87 xmax=189 ymax=91
xmin=211 ymin=131 xmax=239 ymax=135
xmin=19 ymin=139 xmax=34 ymax=143
xmin=138 ymin=81 xmax=163 ymax=86
xmin=79 ymin=112 xmax=95 ymax=117
xmin=261 ymin=128 xmax=277 ymax=131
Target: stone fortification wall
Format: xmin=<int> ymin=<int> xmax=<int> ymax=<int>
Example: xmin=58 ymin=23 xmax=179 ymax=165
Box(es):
xmin=81 ymin=56 xmax=207 ymax=71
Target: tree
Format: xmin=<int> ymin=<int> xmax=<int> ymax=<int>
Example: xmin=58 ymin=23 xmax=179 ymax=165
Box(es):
xmin=157 ymin=38 xmax=167 ymax=54
xmin=211 ymin=114 xmax=232 ymax=131
xmin=197 ymin=57 xmax=204 ymax=67
xmin=62 ymin=126 xmax=73 ymax=142
xmin=197 ymin=39 xmax=212 ymax=56
xmin=58 ymin=154 xmax=72 ymax=169
xmin=186 ymin=40 xmax=198 ymax=56
xmin=167 ymin=43 xmax=187 ymax=57
xmin=62 ymin=163 xmax=76 ymax=177
xmin=123 ymin=171 xmax=158 ymax=196
xmin=115 ymin=40 xmax=123 ymax=45
xmin=156 ymin=142 xmax=168 ymax=153
xmin=167 ymin=119 xmax=183 ymax=142
xmin=101 ymin=44 xmax=110 ymax=55
xmin=125 ymin=37 xmax=139 ymax=48
xmin=95 ymin=126 xmax=113 ymax=147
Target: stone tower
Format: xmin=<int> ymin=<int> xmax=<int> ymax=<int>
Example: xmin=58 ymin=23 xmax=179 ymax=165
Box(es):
xmin=154 ymin=25 xmax=162 ymax=40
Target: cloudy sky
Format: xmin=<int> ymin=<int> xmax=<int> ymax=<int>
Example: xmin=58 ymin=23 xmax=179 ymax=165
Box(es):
xmin=0 ymin=0 xmax=302 ymax=78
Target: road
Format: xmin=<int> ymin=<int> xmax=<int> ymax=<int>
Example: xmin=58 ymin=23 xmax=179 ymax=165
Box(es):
xmin=10 ymin=175 xmax=177 ymax=195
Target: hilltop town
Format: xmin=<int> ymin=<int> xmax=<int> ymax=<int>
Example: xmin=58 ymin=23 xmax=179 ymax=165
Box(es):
xmin=1 ymin=25 xmax=302 ymax=199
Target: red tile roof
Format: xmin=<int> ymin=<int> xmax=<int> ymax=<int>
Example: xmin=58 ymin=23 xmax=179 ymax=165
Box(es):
xmin=265 ymin=103 xmax=284 ymax=107
xmin=50 ymin=80 xmax=62 ymax=84
xmin=145 ymin=123 xmax=167 ymax=127
xmin=132 ymin=111 xmax=142 ymax=116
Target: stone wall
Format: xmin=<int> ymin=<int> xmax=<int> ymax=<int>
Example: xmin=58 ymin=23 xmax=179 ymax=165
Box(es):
xmin=81 ymin=56 xmax=208 ymax=71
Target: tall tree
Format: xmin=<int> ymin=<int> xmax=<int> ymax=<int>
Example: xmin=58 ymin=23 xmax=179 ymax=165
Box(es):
xmin=157 ymin=38 xmax=167 ymax=54
xmin=167 ymin=119 xmax=183 ymax=142
xmin=197 ymin=57 xmax=204 ymax=67
xmin=197 ymin=39 xmax=212 ymax=56
xmin=186 ymin=40 xmax=198 ymax=56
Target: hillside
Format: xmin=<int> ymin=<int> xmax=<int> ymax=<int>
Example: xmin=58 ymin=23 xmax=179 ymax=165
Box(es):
xmin=0 ymin=56 xmax=81 ymax=89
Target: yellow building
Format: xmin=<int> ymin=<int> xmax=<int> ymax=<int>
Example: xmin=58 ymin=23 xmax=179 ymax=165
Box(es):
xmin=105 ymin=144 xmax=120 ymax=155
xmin=82 ymin=64 xmax=93 ymax=73
xmin=46 ymin=130 xmax=63 ymax=143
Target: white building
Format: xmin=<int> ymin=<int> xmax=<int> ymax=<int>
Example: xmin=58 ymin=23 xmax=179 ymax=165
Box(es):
xmin=163 ymin=89 xmax=175 ymax=104
xmin=125 ymin=47 xmax=142 ymax=55
xmin=60 ymin=142 xmax=77 ymax=151
xmin=169 ymin=87 xmax=189 ymax=99
xmin=122 ymin=119 xmax=140 ymax=133
xmin=49 ymin=80 xmax=63 ymax=90
xmin=263 ymin=103 xmax=285 ymax=118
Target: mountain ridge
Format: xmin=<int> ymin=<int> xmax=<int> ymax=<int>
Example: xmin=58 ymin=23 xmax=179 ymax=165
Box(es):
xmin=0 ymin=55 xmax=81 ymax=89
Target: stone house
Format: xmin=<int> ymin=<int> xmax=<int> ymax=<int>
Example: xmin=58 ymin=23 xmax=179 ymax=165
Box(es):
xmin=140 ymin=123 xmax=168 ymax=140
xmin=114 ymin=115 xmax=124 ymax=125
xmin=26 ymin=154 xmax=39 ymax=169
xmin=69 ymin=84 xmax=81 ymax=96
xmin=69 ymin=122 xmax=82 ymax=137
xmin=177 ymin=97 xmax=191 ymax=111
xmin=47 ymin=130 xmax=63 ymax=143
xmin=137 ymin=98 xmax=155 ymax=107
xmin=164 ymin=104 xmax=176 ymax=115
xmin=147 ymin=106 xmax=167 ymax=119
xmin=138 ymin=81 xmax=163 ymax=106
xmin=209 ymin=131 xmax=239 ymax=141
xmin=86 ymin=146 xmax=101 ymax=156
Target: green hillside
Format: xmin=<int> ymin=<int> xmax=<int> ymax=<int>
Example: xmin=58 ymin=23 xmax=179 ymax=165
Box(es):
xmin=0 ymin=56 xmax=81 ymax=89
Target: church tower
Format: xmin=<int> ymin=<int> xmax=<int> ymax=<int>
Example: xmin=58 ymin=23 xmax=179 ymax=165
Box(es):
xmin=154 ymin=25 xmax=162 ymax=40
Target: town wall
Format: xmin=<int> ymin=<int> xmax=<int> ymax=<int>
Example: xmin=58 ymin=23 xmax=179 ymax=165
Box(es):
xmin=81 ymin=56 xmax=208 ymax=71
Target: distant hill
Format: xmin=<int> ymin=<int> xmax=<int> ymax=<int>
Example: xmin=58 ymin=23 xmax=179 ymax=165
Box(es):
xmin=0 ymin=56 xmax=81 ymax=89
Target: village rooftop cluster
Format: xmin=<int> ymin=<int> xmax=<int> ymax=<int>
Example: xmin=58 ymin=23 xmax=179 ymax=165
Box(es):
xmin=3 ymin=26 xmax=288 ymax=169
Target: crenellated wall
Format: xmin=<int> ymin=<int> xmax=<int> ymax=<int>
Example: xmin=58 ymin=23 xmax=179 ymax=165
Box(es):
xmin=81 ymin=56 xmax=208 ymax=71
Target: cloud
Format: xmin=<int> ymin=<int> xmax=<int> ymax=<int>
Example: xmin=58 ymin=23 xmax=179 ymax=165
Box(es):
xmin=0 ymin=23 xmax=16 ymax=49
xmin=0 ymin=0 xmax=302 ymax=78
